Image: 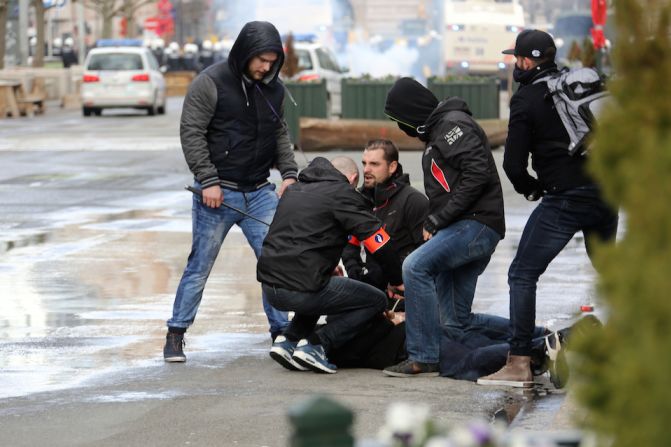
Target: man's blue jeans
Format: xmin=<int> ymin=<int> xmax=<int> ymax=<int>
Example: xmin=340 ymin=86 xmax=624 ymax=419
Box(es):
xmin=263 ymin=277 xmax=387 ymax=352
xmin=167 ymin=183 xmax=288 ymax=336
xmin=509 ymin=185 xmax=618 ymax=356
xmin=403 ymin=219 xmax=503 ymax=364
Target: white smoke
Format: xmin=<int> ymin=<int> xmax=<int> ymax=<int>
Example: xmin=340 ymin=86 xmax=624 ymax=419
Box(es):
xmin=341 ymin=40 xmax=420 ymax=79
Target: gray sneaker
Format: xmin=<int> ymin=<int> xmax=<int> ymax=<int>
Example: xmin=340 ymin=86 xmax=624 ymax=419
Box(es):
xmin=163 ymin=333 xmax=186 ymax=362
xmin=383 ymin=359 xmax=439 ymax=378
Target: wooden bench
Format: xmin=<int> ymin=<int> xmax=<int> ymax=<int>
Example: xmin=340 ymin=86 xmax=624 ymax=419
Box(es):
xmin=16 ymin=78 xmax=47 ymax=117
xmin=0 ymin=80 xmax=21 ymax=118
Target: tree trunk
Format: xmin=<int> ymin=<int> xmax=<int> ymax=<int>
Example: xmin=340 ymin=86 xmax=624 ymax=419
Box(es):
xmin=0 ymin=1 xmax=8 ymax=69
xmin=124 ymin=0 xmax=135 ymax=38
xmin=32 ymin=0 xmax=46 ymax=67
xmin=101 ymin=1 xmax=114 ymax=38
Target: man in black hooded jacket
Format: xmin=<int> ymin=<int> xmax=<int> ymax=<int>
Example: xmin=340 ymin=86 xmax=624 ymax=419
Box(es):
xmin=257 ymin=156 xmax=404 ymax=374
xmin=164 ymin=21 xmax=298 ymax=362
xmin=342 ymin=139 xmax=429 ymax=295
xmin=381 ymin=78 xmax=514 ymax=377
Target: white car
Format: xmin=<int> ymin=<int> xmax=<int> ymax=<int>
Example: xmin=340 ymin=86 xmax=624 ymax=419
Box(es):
xmin=81 ymin=46 xmax=167 ymax=116
xmin=293 ymin=42 xmax=347 ymax=116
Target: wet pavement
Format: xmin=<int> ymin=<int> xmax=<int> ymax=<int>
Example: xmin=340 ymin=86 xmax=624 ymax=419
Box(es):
xmin=0 ymin=98 xmax=613 ymax=445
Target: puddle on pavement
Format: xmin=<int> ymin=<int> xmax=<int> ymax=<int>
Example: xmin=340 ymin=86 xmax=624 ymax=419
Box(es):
xmin=491 ymin=384 xmax=566 ymax=427
xmin=0 ymin=209 xmax=272 ymax=400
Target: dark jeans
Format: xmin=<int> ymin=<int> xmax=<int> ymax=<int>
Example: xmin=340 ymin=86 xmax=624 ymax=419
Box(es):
xmin=263 ymin=277 xmax=387 ymax=352
xmin=402 ymin=219 xmax=503 ymax=363
xmin=440 ymin=333 xmax=548 ymax=381
xmin=509 ymin=185 xmax=618 ymax=356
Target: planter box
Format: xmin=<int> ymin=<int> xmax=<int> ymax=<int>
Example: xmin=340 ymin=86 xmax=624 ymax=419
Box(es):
xmin=340 ymin=79 xmax=395 ymax=121
xmin=428 ymin=77 xmax=500 ymax=119
xmin=283 ymin=80 xmax=328 ymax=144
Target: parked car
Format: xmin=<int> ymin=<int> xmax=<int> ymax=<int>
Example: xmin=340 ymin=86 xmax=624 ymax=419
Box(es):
xmin=292 ymin=42 xmax=347 ymax=116
xmin=81 ymin=46 xmax=167 ymax=117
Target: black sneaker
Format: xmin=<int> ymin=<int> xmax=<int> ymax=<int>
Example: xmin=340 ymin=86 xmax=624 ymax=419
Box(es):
xmin=383 ymin=359 xmax=439 ymax=377
xmin=164 ymin=333 xmax=186 ymax=362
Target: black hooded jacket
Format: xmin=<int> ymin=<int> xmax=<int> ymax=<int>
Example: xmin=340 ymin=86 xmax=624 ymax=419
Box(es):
xmin=503 ymin=61 xmax=594 ymax=197
xmin=180 ymin=21 xmax=298 ymax=190
xmin=385 ymin=79 xmax=505 ymax=238
xmin=257 ymin=157 xmax=403 ymax=293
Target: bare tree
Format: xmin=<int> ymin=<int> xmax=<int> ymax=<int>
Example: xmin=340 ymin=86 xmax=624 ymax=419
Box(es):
xmin=0 ymin=0 xmax=8 ymax=69
xmin=86 ymin=0 xmax=154 ymax=39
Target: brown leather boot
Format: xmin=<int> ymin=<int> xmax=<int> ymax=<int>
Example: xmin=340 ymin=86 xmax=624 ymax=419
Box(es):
xmin=477 ymin=354 xmax=534 ymax=388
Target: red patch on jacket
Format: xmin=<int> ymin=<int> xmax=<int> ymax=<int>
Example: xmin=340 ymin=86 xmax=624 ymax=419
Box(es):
xmin=431 ymin=159 xmax=451 ymax=192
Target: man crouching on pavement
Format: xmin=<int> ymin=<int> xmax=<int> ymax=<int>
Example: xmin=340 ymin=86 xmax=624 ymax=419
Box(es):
xmin=257 ymin=156 xmax=405 ymax=374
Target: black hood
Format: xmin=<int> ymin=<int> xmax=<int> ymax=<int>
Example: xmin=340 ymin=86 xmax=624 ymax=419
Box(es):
xmin=423 ymin=97 xmax=472 ymax=134
xmin=384 ymin=77 xmax=438 ymax=139
xmin=228 ymin=21 xmax=284 ymax=84
xmin=298 ymin=157 xmax=349 ymax=184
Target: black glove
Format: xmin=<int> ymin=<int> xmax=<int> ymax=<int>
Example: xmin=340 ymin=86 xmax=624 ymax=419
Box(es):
xmin=525 ymin=188 xmax=544 ymax=201
xmin=423 ymin=215 xmax=441 ymax=235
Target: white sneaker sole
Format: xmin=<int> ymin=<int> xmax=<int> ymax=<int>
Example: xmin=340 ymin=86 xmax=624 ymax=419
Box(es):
xmin=269 ymin=347 xmax=308 ymax=371
xmin=164 ymin=356 xmax=186 ymax=363
xmin=476 ymin=378 xmax=534 ymax=388
xmin=292 ymin=351 xmax=336 ymax=374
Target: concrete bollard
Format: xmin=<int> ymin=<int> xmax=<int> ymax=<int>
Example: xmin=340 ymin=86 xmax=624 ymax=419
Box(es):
xmin=288 ymin=395 xmax=354 ymax=447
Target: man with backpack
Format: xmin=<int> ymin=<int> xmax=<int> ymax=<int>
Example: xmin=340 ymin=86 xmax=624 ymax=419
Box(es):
xmin=478 ymin=30 xmax=618 ymax=387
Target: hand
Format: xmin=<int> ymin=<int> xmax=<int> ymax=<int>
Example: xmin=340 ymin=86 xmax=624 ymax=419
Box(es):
xmin=278 ymin=178 xmax=296 ymax=197
xmin=423 ymin=229 xmax=433 ymax=241
xmin=202 ymin=185 xmax=223 ymax=208
xmin=387 ymin=284 xmax=405 ymax=300
xmin=332 ymin=265 xmax=344 ymax=277
xmin=384 ymin=310 xmax=405 ymax=325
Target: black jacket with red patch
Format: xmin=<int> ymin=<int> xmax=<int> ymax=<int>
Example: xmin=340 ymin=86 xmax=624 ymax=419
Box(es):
xmin=419 ymin=98 xmax=505 ymax=238
xmin=257 ymin=157 xmax=402 ymax=293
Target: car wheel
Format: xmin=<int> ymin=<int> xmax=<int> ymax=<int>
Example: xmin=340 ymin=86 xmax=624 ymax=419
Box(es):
xmin=147 ymin=105 xmax=156 ymax=116
xmin=82 ymin=107 xmax=92 ymax=117
xmin=157 ymin=104 xmax=166 ymax=115
xmin=94 ymin=108 xmax=102 ymax=116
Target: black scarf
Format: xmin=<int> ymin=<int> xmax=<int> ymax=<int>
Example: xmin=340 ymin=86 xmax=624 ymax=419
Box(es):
xmin=514 ymin=60 xmax=559 ymax=85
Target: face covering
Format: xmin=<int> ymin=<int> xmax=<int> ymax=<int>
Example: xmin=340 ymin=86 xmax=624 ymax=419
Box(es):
xmin=513 ymin=65 xmax=536 ymax=84
xmin=397 ymin=121 xmax=418 ymax=138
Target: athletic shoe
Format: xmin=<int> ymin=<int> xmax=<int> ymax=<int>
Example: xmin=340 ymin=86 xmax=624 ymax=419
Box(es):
xmin=545 ymin=332 xmax=569 ymax=389
xmin=382 ymin=359 xmax=439 ymax=378
xmin=291 ymin=339 xmax=337 ymax=374
xmin=163 ymin=333 xmax=186 ymax=362
xmin=269 ymin=335 xmax=308 ymax=371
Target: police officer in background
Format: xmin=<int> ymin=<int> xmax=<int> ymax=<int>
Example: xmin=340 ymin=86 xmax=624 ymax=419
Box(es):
xmin=478 ymin=30 xmax=618 ymax=388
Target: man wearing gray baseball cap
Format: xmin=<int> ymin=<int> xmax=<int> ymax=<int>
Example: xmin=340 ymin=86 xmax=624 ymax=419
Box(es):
xmin=477 ymin=29 xmax=618 ymax=388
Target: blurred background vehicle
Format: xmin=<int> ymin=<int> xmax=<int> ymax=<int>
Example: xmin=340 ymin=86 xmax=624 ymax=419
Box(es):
xmin=442 ymin=0 xmax=525 ymax=78
xmin=291 ymin=38 xmax=348 ymax=116
xmin=81 ymin=45 xmax=167 ymax=117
